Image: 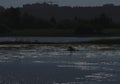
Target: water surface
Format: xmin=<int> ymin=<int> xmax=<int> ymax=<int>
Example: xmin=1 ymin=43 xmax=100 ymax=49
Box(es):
xmin=0 ymin=44 xmax=120 ymax=84
xmin=0 ymin=37 xmax=120 ymax=43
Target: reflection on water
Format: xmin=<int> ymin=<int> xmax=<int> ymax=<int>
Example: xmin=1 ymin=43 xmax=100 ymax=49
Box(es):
xmin=0 ymin=44 xmax=120 ymax=84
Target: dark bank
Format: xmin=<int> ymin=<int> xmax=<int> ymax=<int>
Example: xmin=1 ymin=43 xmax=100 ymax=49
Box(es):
xmin=0 ymin=3 xmax=120 ymax=37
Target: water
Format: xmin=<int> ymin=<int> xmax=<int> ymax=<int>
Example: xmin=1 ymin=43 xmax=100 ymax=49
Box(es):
xmin=0 ymin=37 xmax=120 ymax=43
xmin=0 ymin=44 xmax=120 ymax=84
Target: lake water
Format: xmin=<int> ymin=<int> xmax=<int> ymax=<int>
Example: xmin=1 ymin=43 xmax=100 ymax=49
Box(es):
xmin=0 ymin=44 xmax=120 ymax=84
xmin=0 ymin=37 xmax=120 ymax=43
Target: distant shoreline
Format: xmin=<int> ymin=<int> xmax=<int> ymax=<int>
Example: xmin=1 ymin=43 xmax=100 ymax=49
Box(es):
xmin=0 ymin=39 xmax=120 ymax=45
xmin=0 ymin=37 xmax=120 ymax=44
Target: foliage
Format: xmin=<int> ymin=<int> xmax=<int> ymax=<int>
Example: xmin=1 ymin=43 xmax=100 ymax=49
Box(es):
xmin=0 ymin=7 xmax=119 ymax=36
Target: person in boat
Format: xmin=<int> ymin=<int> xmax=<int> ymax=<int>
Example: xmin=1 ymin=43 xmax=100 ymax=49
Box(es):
xmin=67 ymin=46 xmax=76 ymax=51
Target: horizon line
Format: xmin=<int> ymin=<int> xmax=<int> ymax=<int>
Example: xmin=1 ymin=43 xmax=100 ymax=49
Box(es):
xmin=0 ymin=2 xmax=119 ymax=8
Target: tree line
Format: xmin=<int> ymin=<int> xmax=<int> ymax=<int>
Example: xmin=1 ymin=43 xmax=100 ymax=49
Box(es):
xmin=0 ymin=7 xmax=120 ymax=36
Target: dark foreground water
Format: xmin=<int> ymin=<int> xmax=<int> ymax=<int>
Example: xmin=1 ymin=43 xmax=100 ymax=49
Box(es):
xmin=0 ymin=44 xmax=120 ymax=84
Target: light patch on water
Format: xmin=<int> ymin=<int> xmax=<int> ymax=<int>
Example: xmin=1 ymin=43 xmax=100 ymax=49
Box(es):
xmin=33 ymin=61 xmax=45 ymax=63
xmin=74 ymin=62 xmax=98 ymax=66
xmin=33 ymin=60 xmax=74 ymax=64
xmin=85 ymin=72 xmax=115 ymax=81
xmin=74 ymin=61 xmax=119 ymax=66
xmin=0 ymin=44 xmax=120 ymax=84
xmin=53 ymin=82 xmax=82 ymax=84
xmin=57 ymin=64 xmax=101 ymax=71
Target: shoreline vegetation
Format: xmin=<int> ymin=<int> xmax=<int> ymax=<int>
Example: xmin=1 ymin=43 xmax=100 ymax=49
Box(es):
xmin=0 ymin=3 xmax=120 ymax=37
xmin=0 ymin=3 xmax=120 ymax=45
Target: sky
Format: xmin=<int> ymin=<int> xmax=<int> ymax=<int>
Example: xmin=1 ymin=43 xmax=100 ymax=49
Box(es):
xmin=0 ymin=0 xmax=120 ymax=8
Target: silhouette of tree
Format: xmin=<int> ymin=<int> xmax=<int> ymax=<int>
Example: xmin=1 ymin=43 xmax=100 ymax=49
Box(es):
xmin=0 ymin=7 xmax=21 ymax=29
xmin=0 ymin=5 xmax=118 ymax=36
xmin=21 ymin=13 xmax=36 ymax=29
xmin=91 ymin=13 xmax=114 ymax=34
xmin=56 ymin=19 xmax=77 ymax=29
xmin=75 ymin=22 xmax=95 ymax=35
xmin=50 ymin=17 xmax=56 ymax=25
xmin=0 ymin=24 xmax=11 ymax=34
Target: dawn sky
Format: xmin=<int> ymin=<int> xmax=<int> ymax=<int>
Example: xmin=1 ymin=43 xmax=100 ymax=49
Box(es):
xmin=0 ymin=0 xmax=120 ymax=7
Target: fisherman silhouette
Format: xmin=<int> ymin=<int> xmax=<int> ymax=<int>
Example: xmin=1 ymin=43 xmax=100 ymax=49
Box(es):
xmin=67 ymin=46 xmax=76 ymax=51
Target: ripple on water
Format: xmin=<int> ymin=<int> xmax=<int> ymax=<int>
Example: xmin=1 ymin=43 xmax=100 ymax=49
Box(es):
xmin=0 ymin=44 xmax=120 ymax=84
